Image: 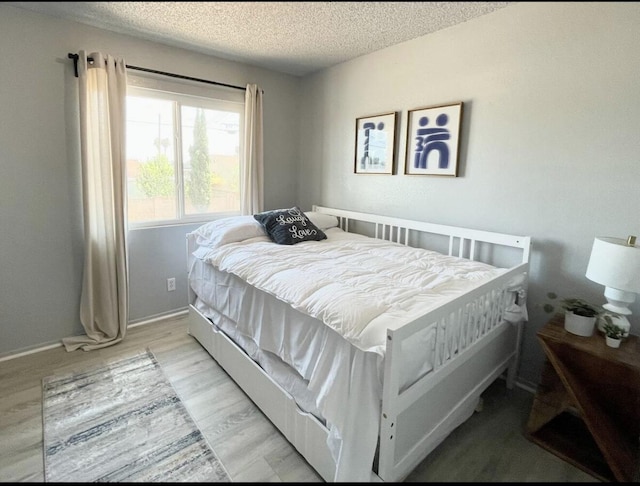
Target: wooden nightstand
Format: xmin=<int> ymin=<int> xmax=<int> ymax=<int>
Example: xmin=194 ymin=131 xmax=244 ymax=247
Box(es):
xmin=526 ymin=313 xmax=640 ymax=482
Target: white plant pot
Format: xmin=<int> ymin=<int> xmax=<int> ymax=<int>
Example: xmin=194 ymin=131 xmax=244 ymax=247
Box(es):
xmin=597 ymin=313 xmax=631 ymax=338
xmin=564 ymin=311 xmax=596 ymax=337
xmin=605 ymin=336 xmax=621 ymax=348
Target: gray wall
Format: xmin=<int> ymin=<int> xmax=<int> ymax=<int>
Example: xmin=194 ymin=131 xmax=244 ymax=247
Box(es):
xmin=297 ymin=2 xmax=640 ymax=387
xmin=2 ymin=2 xmax=639 ymax=391
xmin=0 ymin=5 xmax=300 ymax=355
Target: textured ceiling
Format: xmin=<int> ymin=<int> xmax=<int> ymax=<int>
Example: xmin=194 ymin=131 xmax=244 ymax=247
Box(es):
xmin=8 ymin=1 xmax=513 ymax=76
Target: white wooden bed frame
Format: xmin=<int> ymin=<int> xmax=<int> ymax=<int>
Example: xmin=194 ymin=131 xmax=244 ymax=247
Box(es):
xmin=186 ymin=205 xmax=531 ymax=482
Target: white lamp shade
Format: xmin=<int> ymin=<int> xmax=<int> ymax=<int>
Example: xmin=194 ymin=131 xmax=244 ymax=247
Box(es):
xmin=585 ymin=237 xmax=640 ymax=293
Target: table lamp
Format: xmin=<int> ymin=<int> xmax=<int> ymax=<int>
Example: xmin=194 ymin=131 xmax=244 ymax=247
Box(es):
xmin=585 ymin=235 xmax=640 ymax=337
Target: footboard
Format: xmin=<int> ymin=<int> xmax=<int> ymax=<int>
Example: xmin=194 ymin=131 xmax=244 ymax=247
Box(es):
xmin=378 ymin=264 xmax=527 ymax=481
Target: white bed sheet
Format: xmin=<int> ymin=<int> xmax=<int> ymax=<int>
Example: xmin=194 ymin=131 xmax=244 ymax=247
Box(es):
xmin=189 ymin=255 xmax=383 ymax=481
xmin=192 ymin=296 xmax=324 ymax=420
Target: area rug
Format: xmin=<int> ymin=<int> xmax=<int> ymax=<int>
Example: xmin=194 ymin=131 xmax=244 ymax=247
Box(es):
xmin=42 ymin=349 xmax=230 ymax=482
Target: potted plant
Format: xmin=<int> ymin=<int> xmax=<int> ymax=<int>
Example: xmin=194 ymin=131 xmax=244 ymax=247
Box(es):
xmin=603 ymin=321 xmax=624 ymax=348
xmin=542 ymin=293 xmax=601 ymax=337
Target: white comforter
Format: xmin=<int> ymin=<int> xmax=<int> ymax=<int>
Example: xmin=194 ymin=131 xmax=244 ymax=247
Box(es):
xmin=194 ymin=227 xmax=506 ymax=356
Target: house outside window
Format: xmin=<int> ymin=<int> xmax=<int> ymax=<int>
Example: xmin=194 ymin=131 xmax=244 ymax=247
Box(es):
xmin=126 ymin=77 xmax=244 ymax=227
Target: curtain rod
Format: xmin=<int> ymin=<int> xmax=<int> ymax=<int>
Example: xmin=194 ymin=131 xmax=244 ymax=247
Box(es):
xmin=67 ymin=53 xmax=248 ymax=92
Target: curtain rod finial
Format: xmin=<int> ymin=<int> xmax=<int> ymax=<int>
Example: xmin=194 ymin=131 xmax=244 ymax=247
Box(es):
xmin=68 ymin=52 xmax=79 ymax=78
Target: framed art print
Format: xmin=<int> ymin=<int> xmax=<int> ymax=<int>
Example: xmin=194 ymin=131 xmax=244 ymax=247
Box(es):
xmin=354 ymin=111 xmax=398 ymax=174
xmin=405 ymin=102 xmax=463 ymax=176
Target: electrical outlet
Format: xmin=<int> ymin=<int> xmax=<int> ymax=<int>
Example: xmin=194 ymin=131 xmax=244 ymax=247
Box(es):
xmin=167 ymin=277 xmax=176 ymax=292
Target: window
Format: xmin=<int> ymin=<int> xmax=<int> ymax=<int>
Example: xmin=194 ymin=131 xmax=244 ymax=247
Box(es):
xmin=125 ymin=79 xmax=244 ymax=227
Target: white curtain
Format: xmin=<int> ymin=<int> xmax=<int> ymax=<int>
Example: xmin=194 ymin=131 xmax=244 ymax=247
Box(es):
xmin=241 ymin=83 xmax=264 ymax=214
xmin=63 ymin=51 xmax=129 ymax=351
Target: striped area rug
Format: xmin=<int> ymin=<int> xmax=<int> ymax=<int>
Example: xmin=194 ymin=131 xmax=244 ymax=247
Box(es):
xmin=42 ymin=349 xmax=230 ymax=482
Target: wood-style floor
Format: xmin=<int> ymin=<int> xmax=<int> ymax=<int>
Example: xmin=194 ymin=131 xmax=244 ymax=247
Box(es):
xmin=0 ymin=314 xmax=598 ymax=482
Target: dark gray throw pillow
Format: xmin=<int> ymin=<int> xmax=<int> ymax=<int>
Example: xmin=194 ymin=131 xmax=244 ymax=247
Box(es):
xmin=254 ymin=206 xmax=327 ymax=245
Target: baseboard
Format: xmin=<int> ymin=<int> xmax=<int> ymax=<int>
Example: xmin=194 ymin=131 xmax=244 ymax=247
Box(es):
xmin=0 ymin=340 xmax=63 ymax=363
xmin=0 ymin=308 xmax=189 ymax=363
xmin=495 ymin=373 xmax=536 ymax=395
xmin=129 ymin=308 xmax=188 ymax=328
xmin=514 ymin=379 xmax=537 ymax=394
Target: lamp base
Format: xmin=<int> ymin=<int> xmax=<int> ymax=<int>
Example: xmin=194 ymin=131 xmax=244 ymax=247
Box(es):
xmin=597 ymin=313 xmax=631 ymax=338
xmin=603 ymin=286 xmax=636 ymax=315
xmin=603 ymin=303 xmax=633 ymax=315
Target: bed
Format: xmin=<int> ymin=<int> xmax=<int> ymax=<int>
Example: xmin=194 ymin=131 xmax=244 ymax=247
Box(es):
xmin=186 ymin=205 xmax=531 ymax=482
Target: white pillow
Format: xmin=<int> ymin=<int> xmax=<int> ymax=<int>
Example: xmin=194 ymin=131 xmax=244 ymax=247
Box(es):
xmin=191 ymin=215 xmax=266 ymax=249
xmin=304 ymin=211 xmax=339 ymax=230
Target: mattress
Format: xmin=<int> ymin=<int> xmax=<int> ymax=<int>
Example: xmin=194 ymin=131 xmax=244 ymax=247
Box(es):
xmin=193 ymin=227 xmax=511 ymax=354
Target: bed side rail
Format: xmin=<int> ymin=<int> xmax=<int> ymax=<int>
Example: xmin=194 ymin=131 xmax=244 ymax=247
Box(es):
xmin=312 ymin=205 xmax=531 ymax=264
